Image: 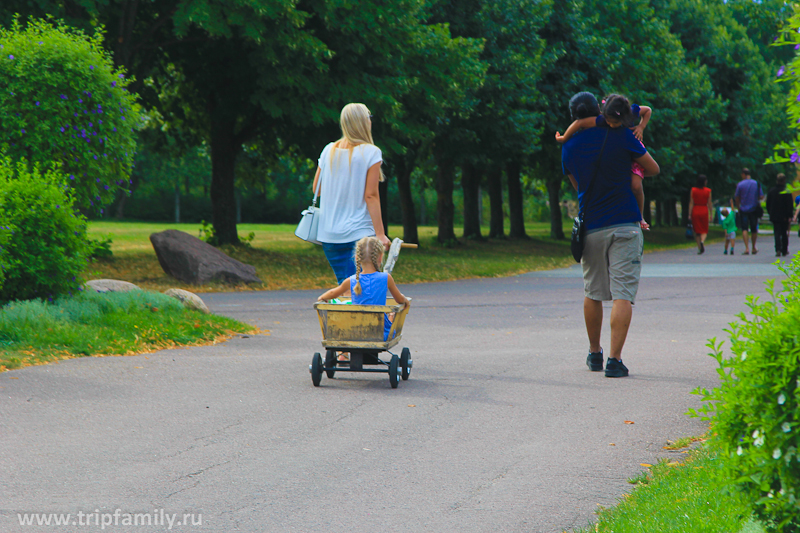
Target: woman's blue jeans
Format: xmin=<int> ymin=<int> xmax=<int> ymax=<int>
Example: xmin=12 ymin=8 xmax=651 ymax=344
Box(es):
xmin=322 ymin=241 xmax=357 ymax=284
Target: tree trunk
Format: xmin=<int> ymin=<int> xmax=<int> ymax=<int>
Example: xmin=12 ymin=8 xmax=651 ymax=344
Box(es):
xmin=379 ymin=180 xmax=390 ymax=239
xmin=115 ymin=173 xmax=139 ymax=219
xmin=209 ymin=115 xmax=240 ymax=245
xmin=419 ymin=188 xmax=427 ymax=225
xmin=680 ymin=191 xmax=690 ymax=226
xmin=395 ymin=156 xmax=419 ymax=244
xmin=654 ymin=198 xmax=661 ymax=227
xmin=669 ymin=199 xmax=679 ymax=227
xmin=235 ymin=189 xmax=242 ymax=224
xmin=478 ymin=186 xmax=483 ymax=227
xmin=174 ymin=184 xmax=181 ymax=223
xmin=487 ymin=166 xmax=505 ymax=239
xmin=507 ymin=160 xmax=528 ymax=239
xmin=435 ymin=153 xmax=457 ymax=243
xmin=546 ymin=176 xmax=565 ymax=239
xmin=461 ymin=162 xmax=483 ymax=240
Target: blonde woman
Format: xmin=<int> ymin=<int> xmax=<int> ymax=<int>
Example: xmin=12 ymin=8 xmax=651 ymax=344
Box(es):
xmin=312 ymin=103 xmax=390 ymax=283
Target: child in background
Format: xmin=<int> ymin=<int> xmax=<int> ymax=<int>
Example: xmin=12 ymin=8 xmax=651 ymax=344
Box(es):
xmin=720 ymin=207 xmax=737 ymax=255
xmin=556 ymin=94 xmax=652 ymax=230
xmin=317 ymin=236 xmax=410 ymax=345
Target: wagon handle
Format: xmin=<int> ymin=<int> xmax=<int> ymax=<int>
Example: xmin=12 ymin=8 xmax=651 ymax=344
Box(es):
xmin=400 ymin=243 xmax=418 ymax=249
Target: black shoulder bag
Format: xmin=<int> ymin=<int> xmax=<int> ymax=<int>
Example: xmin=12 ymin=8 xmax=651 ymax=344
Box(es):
xmin=570 ymin=129 xmax=610 ymax=262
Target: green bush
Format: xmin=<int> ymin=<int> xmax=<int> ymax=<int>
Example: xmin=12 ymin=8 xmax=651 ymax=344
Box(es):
xmin=0 ymin=18 xmax=141 ymax=211
xmin=692 ymin=257 xmax=800 ymax=532
xmin=0 ymin=157 xmax=90 ymax=302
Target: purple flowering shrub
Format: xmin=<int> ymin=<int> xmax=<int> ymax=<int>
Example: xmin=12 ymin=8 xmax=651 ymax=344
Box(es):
xmin=768 ymin=12 xmax=800 ymax=169
xmin=0 ymin=158 xmax=90 ymax=302
xmin=0 ymin=19 xmax=141 ymax=210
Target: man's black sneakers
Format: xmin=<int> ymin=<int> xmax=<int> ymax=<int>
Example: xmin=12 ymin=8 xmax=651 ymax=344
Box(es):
xmin=586 ymin=349 xmax=604 ymax=371
xmin=605 ymin=357 xmax=629 ymax=378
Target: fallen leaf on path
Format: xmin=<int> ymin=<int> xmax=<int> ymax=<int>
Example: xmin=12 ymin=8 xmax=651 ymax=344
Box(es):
xmin=9 ymin=377 xmax=19 ymax=380
xmin=624 ymin=420 xmax=635 ymax=424
xmin=134 ymin=366 xmax=143 ymax=369
xmin=609 ymin=443 xmax=615 ymax=446
xmin=408 ymin=404 xmax=416 ymax=407
xmin=640 ymin=463 xmax=652 ymax=467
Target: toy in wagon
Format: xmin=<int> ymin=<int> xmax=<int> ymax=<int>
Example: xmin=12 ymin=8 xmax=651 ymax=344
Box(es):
xmin=311 ymin=237 xmax=416 ymax=388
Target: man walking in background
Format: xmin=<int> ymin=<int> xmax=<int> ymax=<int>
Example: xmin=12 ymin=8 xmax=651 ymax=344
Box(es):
xmin=766 ymin=173 xmax=794 ymax=257
xmin=734 ymin=168 xmax=764 ymax=255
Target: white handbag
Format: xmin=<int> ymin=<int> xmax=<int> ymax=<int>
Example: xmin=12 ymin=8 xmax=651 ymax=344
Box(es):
xmin=295 ymin=173 xmax=322 ymax=245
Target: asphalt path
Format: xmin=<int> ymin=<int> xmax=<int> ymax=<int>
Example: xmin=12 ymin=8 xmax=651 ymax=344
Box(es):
xmin=0 ymin=239 xmax=793 ymax=533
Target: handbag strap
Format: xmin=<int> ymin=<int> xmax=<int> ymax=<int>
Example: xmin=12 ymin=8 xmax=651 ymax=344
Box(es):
xmin=312 ymin=146 xmax=327 ymax=207
xmin=578 ymin=128 xmax=610 ymax=220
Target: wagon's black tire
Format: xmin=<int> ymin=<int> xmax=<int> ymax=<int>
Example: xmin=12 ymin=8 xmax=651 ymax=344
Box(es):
xmin=311 ymin=353 xmax=323 ymax=387
xmin=400 ymin=348 xmax=411 ymax=381
xmin=389 ymin=354 xmax=399 ymax=389
xmin=325 ymin=350 xmax=336 ymax=379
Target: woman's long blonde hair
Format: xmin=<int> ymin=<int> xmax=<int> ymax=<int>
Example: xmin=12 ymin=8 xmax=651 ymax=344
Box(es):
xmin=330 ymin=103 xmax=384 ymax=182
xmin=353 ymin=236 xmax=384 ymax=296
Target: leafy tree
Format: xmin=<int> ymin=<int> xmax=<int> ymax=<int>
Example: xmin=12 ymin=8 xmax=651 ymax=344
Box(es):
xmin=4 ymin=1 xmax=480 ymax=245
xmin=653 ymin=0 xmax=790 ymax=197
xmin=380 ymin=21 xmax=484 ymax=244
xmin=0 ymin=19 xmax=141 ymax=210
xmin=597 ymin=0 xmax=724 ymax=226
xmin=528 ymin=0 xmax=620 ymax=239
xmin=428 ymin=0 xmax=550 ymax=243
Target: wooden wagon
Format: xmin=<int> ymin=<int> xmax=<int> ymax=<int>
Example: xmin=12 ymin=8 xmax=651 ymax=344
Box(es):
xmin=309 ymin=298 xmax=412 ymax=388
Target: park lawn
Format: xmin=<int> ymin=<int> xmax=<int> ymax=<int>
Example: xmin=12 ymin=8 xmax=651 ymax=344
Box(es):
xmin=0 ymin=290 xmax=256 ymax=372
xmin=571 ymin=442 xmax=763 ymax=533
xmin=86 ymin=221 xmax=707 ymax=292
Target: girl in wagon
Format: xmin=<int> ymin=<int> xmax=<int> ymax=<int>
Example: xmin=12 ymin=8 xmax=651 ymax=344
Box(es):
xmin=318 ymin=236 xmax=410 ymax=350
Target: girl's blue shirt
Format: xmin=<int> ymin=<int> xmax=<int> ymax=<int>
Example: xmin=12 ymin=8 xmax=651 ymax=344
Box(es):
xmin=350 ymin=271 xmax=393 ymax=340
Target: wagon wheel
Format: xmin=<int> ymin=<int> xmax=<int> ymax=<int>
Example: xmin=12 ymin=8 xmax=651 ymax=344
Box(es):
xmin=310 ymin=353 xmax=323 ymax=387
xmin=389 ymin=354 xmax=399 ymax=389
xmin=400 ymin=347 xmax=412 ymax=381
xmin=325 ymin=350 xmax=337 ymax=379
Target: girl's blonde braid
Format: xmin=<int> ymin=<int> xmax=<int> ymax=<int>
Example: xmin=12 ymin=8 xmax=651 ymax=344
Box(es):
xmin=353 ymin=237 xmax=366 ymax=295
xmin=369 ymin=237 xmax=384 ymax=272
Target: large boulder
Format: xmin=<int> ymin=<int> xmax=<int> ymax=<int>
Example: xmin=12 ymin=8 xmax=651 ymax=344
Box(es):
xmin=85 ymin=279 xmax=141 ymax=293
xmin=164 ymin=288 xmax=210 ymax=314
xmin=149 ymin=230 xmax=262 ymax=286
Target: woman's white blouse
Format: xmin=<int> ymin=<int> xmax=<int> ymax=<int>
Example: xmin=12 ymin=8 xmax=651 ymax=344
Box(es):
xmin=316 ymin=142 xmax=382 ymax=244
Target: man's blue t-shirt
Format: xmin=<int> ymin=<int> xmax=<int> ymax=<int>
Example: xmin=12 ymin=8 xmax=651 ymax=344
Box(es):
xmin=561 ymin=127 xmax=647 ymax=231
xmin=734 ymin=179 xmax=763 ymax=213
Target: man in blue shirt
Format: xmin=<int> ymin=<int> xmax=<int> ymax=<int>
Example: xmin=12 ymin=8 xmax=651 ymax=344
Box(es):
xmin=561 ymin=92 xmax=660 ymax=378
xmin=734 ymin=168 xmax=765 ymax=255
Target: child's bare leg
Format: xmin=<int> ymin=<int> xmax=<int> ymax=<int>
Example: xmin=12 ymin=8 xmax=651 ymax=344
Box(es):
xmin=631 ymin=174 xmax=648 ymax=229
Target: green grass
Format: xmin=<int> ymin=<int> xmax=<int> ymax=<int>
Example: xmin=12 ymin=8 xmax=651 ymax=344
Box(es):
xmin=86 ymin=221 xmax=707 ymax=292
xmin=0 ymin=290 xmax=256 ymax=371
xmin=571 ymin=444 xmax=764 ymax=533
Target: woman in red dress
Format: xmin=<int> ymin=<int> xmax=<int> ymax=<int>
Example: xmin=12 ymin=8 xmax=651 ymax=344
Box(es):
xmin=689 ymin=174 xmax=713 ymax=254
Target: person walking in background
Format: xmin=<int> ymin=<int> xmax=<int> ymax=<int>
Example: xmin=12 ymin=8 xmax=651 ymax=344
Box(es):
xmin=720 ymin=207 xmax=737 ymax=255
xmin=767 ymin=173 xmax=794 ymax=257
xmin=561 ymin=92 xmax=660 ymax=378
xmin=733 ymin=168 xmax=764 ymax=255
xmin=312 ymin=103 xmax=391 ymax=284
xmin=688 ymin=174 xmax=712 ymax=254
